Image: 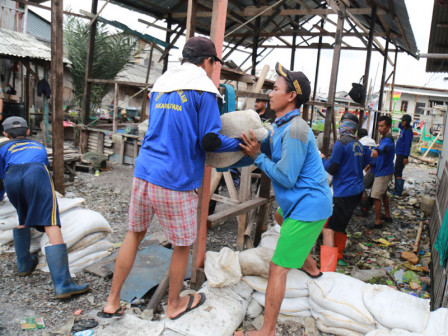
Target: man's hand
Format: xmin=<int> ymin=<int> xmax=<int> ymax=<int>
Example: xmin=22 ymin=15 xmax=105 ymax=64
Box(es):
xmin=404 ymin=158 xmax=409 ymax=165
xmin=364 ymin=164 xmax=371 ymax=173
xmin=240 ymin=130 xmax=261 ymax=158
xmin=371 ymin=149 xmax=378 ymax=159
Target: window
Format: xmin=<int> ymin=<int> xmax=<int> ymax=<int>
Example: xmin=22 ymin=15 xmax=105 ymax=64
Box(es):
xmin=414 ymin=102 xmax=425 ymax=120
xmin=400 ymin=100 xmax=408 ymax=113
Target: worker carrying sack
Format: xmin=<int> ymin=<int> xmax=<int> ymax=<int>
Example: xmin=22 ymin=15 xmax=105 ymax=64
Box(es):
xmin=349 ymin=76 xmax=364 ymax=104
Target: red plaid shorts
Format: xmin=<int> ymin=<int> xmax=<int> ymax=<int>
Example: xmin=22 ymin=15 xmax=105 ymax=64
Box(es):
xmin=128 ymin=177 xmax=198 ymax=246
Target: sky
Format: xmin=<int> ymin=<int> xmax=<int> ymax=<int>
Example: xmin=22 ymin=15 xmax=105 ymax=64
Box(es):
xmin=33 ymin=1 xmax=447 ymax=95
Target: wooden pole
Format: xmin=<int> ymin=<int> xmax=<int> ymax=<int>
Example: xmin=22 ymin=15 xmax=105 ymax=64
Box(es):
xmin=191 ymin=0 xmax=228 ymax=286
xmin=359 ymin=5 xmax=376 ymax=129
xmin=251 ymin=16 xmax=260 ymax=76
xmin=375 ymin=38 xmax=389 ymax=135
xmin=162 ymin=13 xmax=172 ymax=73
xmin=51 ymin=0 xmax=65 ymax=195
xmin=423 ymin=131 xmax=441 ymax=158
xmin=322 ymin=6 xmax=345 ymax=157
xmin=186 ymin=0 xmax=197 ymax=39
xmin=43 ymin=67 xmax=50 ymax=147
xmin=141 ymin=43 xmax=154 ymax=121
xmin=82 ymin=0 xmax=98 ymax=125
xmin=25 ymin=66 xmax=30 ymax=125
xmin=113 ymin=82 xmax=118 ymax=133
xmin=310 ymin=17 xmax=325 ymax=127
xmin=290 ymin=33 xmax=296 ymax=70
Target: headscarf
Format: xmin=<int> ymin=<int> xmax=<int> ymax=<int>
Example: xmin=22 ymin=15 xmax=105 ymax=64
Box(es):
xmin=339 ymin=119 xmax=358 ymax=137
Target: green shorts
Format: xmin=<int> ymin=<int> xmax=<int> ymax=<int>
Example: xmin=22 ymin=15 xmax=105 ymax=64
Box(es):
xmin=272 ymin=208 xmax=326 ymax=268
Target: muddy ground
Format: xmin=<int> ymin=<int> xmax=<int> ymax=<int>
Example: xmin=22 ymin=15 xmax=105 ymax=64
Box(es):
xmin=0 ymin=158 xmax=437 ymax=335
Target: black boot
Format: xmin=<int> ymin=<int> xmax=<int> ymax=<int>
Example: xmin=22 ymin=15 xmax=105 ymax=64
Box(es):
xmin=45 ymin=244 xmax=89 ymax=299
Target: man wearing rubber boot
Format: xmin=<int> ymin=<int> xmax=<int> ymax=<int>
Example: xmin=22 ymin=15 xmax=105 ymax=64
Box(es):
xmin=321 ymin=113 xmax=366 ymax=271
xmin=0 ymin=117 xmax=89 ymax=299
xmin=366 ymin=116 xmax=395 ymax=229
xmin=234 ymin=63 xmax=332 ymax=336
xmin=392 ymin=114 xmax=413 ymax=196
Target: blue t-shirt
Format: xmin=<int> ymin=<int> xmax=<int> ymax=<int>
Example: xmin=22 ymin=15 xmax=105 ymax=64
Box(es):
xmin=362 ymin=143 xmax=376 ymax=175
xmin=0 ymin=139 xmax=49 ymax=179
xmin=134 ymin=89 xmax=241 ymax=191
xmin=322 ymin=135 xmax=365 ymax=197
xmin=254 ymin=112 xmax=332 ymax=222
xmin=375 ymin=134 xmax=395 ymax=177
xmin=395 ymin=124 xmax=413 ymax=157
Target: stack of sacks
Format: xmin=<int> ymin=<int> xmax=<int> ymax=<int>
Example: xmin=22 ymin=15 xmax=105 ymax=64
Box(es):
xmin=205 ymin=110 xmax=269 ymax=168
xmin=204 ymin=247 xmax=242 ymax=287
xmin=39 ymin=207 xmax=113 ymax=273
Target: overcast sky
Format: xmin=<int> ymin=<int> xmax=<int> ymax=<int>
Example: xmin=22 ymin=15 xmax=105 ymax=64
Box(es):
xmin=34 ymin=1 xmax=447 ymax=94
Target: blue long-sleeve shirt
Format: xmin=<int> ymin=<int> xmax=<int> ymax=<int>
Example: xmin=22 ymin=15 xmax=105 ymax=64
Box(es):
xmin=322 ymin=135 xmax=365 ymax=197
xmin=374 ymin=134 xmax=395 ymax=177
xmin=134 ymin=90 xmax=241 ymax=191
xmin=395 ymin=123 xmax=413 ymax=157
xmin=254 ymin=111 xmax=332 ymax=221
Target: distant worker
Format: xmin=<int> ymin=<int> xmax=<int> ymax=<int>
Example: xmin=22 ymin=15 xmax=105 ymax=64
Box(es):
xmin=235 ymin=63 xmax=332 ymax=336
xmin=366 ymin=115 xmax=395 ymax=229
xmin=254 ymin=97 xmax=276 ymax=123
xmin=357 ymin=128 xmax=377 ymax=217
xmin=321 ymin=113 xmax=366 ymax=271
xmin=392 ymin=114 xmax=413 ymax=196
xmin=99 ymin=37 xmax=242 ymax=319
xmin=0 ymin=117 xmax=89 ymax=299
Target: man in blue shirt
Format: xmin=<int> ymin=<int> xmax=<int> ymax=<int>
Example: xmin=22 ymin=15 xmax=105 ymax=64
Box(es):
xmin=392 ymin=114 xmax=413 ymax=196
xmin=100 ymin=37 xmax=242 ymax=319
xmin=366 ymin=116 xmax=395 ymax=229
xmin=321 ymin=113 xmax=366 ymax=271
xmin=234 ymin=63 xmax=332 ymax=336
xmin=0 ymin=117 xmax=89 ymax=299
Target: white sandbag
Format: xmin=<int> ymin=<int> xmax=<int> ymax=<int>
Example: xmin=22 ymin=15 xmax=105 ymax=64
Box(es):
xmin=204 ymin=247 xmax=242 ymax=288
xmin=40 ymin=208 xmax=112 ymax=253
xmin=258 ymin=229 xmax=280 ymax=250
xmin=0 ymin=216 xmax=18 ymax=231
xmin=243 ymin=269 xmax=309 ymax=298
xmin=365 ymin=329 xmax=423 ymax=336
xmin=239 ymin=247 xmax=274 ymax=278
xmin=205 ymin=110 xmax=269 ymax=168
xmin=424 ymin=308 xmax=448 ymax=336
xmin=363 ymin=284 xmax=430 ymax=333
xmin=0 ymin=229 xmax=13 ymax=245
xmin=310 ymin=299 xmax=375 ymax=334
xmin=68 ymin=240 xmax=113 ymax=264
xmin=316 ymin=320 xmax=363 ymax=336
xmin=246 ymin=298 xmax=263 ymax=318
xmin=252 ymin=291 xmax=311 ymax=317
xmin=68 ymin=250 xmax=111 ymax=274
xmin=0 ymin=200 xmax=17 ymax=219
xmin=57 ymin=197 xmax=85 ymax=213
xmin=308 ymin=272 xmax=375 ymax=328
xmin=68 ymin=232 xmax=110 ymax=253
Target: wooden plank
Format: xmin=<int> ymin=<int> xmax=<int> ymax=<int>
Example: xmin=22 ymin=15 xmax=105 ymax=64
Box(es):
xmin=208 ymin=197 xmax=269 ymax=227
xmin=223 ymin=171 xmax=239 ymax=200
xmin=186 ymin=0 xmax=198 ymax=39
xmin=50 ymin=0 xmax=65 ymax=195
xmin=119 ymin=136 xmax=125 ymax=164
xmin=210 ymin=194 xmax=241 ymax=206
xmin=113 ymin=83 xmax=118 ymax=133
xmin=209 ymin=169 xmax=223 ymax=196
xmin=237 ymin=166 xmax=252 ymax=250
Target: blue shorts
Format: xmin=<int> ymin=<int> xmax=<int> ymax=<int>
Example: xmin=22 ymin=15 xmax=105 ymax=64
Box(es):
xmin=4 ymin=163 xmax=61 ymax=232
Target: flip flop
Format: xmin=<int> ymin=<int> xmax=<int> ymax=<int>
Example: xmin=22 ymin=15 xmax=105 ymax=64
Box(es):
xmin=234 ymin=329 xmax=253 ymax=336
xmin=171 ymin=292 xmax=206 ymax=320
xmin=298 ymin=268 xmax=323 ymax=278
xmin=97 ymin=306 xmax=125 ymax=319
xmin=381 ymin=215 xmax=393 ymax=222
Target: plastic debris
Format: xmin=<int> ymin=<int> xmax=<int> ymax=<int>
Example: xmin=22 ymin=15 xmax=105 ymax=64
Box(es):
xmin=74 ymin=330 xmax=94 ymax=336
xmin=71 ymin=319 xmax=98 ymax=333
xmin=74 ymin=309 xmax=83 ymax=315
xmin=21 ymin=317 xmax=45 ymax=330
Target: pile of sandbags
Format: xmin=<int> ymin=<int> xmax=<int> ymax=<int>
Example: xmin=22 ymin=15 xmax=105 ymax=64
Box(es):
xmin=0 ymin=196 xmax=113 ymax=274
xmin=205 ymin=110 xmax=269 ymax=168
xmin=204 ymin=224 xmax=448 ymax=336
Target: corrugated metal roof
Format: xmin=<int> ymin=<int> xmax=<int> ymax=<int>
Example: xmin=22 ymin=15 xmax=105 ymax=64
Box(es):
xmin=385 ymin=84 xmax=448 ymax=98
xmin=26 ymin=9 xmax=51 ymax=42
xmin=426 ymin=3 xmax=448 ymax=72
xmin=110 ymin=0 xmax=417 ymax=57
xmin=0 ymin=27 xmax=69 ymax=63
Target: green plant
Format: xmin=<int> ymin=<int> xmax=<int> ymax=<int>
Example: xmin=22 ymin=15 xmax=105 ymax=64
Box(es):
xmin=64 ymin=17 xmax=137 ymax=113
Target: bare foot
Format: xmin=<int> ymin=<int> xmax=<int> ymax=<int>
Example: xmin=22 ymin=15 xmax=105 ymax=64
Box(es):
xmin=166 ymin=292 xmax=202 ymax=319
xmin=103 ymin=299 xmax=121 ymax=314
xmin=234 ymin=330 xmax=260 ymax=336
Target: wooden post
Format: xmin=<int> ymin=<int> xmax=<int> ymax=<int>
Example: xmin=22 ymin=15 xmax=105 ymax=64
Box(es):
xmin=358 ymin=5 xmax=376 ymax=129
xmin=82 ymin=0 xmax=98 ymax=125
xmin=191 ymin=0 xmax=228 ymax=286
xmin=377 ymin=38 xmax=389 ymax=124
xmin=51 ymin=0 xmax=65 ymax=195
xmin=113 ymin=82 xmax=118 ymax=133
xmin=290 ymin=33 xmax=296 ymax=70
xmin=25 ymin=66 xmax=30 ymax=125
xmin=186 ymin=0 xmax=197 ymax=39
xmin=141 ymin=43 xmax=154 ymax=121
xmin=322 ymin=6 xmax=345 ymax=157
xmin=251 ymin=16 xmax=260 ymax=76
xmin=43 ymin=67 xmax=50 ymax=147
xmin=310 ymin=17 xmax=325 ymax=127
xmin=163 ymin=13 xmax=172 ymax=73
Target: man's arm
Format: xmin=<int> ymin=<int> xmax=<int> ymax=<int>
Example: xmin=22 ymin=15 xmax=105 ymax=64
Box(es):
xmin=322 ymin=141 xmax=343 ymax=176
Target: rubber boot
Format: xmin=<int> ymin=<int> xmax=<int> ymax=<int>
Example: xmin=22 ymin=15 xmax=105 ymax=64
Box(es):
xmin=13 ymin=228 xmax=38 ymax=276
xmin=334 ymin=232 xmax=347 ymax=260
xmin=45 ymin=244 xmax=89 ymax=299
xmin=320 ymin=245 xmax=338 ymax=272
xmin=392 ymin=179 xmax=405 ymax=197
